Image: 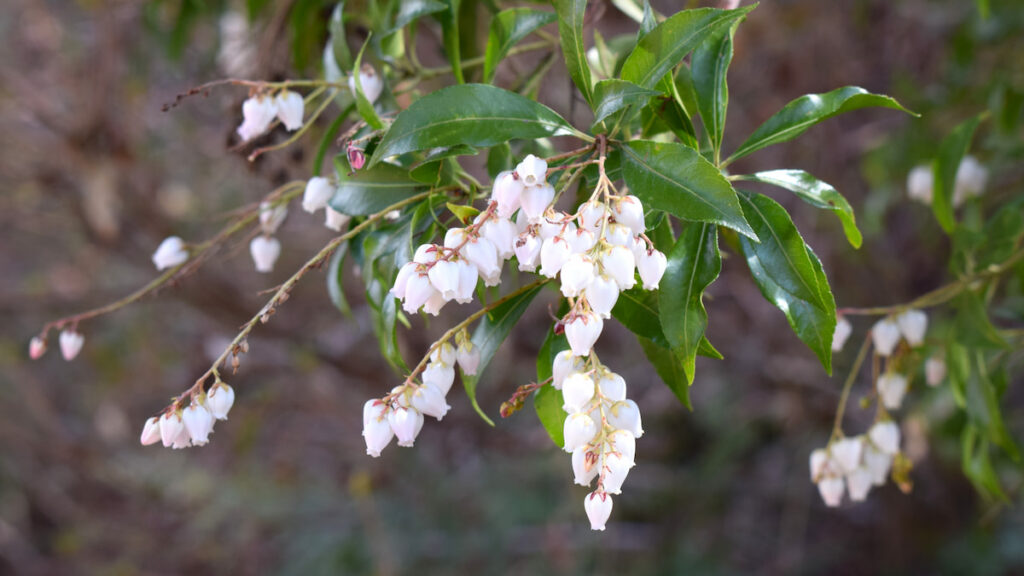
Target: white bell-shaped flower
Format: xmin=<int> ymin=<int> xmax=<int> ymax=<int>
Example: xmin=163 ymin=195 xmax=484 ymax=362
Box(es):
xmin=608 ymin=429 xmax=636 ymax=464
xmin=565 ymin=312 xmax=603 ymax=357
xmin=491 ymin=171 xmax=524 ymax=219
xmin=520 ymin=184 xmax=555 ymax=222
xmin=59 ymin=329 xmax=85 ymax=361
xmin=809 ymin=448 xmax=829 ymax=481
xmin=363 ymin=400 xmax=394 ymax=457
xmin=953 ymin=155 xmax=987 ymax=205
xmin=864 ymin=445 xmax=893 ymax=485
xmin=577 ymin=201 xmax=607 ymax=234
xmin=480 ymin=218 xmax=516 ymax=260
xmin=274 ymin=90 xmax=304 ymax=131
xmin=259 ymin=201 xmax=288 ymax=234
xmin=562 ymin=373 xmax=596 ymax=413
xmin=152 ymin=236 xmax=189 ymax=270
xmin=455 ymin=260 xmax=478 ymax=303
xmin=906 ymin=165 xmax=933 ymax=204
xmin=597 ymin=372 xmax=627 ymax=402
xmin=871 ymin=318 xmax=901 ymax=357
xmin=325 ymin=207 xmax=350 ymax=231
xmin=817 ymin=476 xmax=845 ymax=507
xmin=140 ymin=417 xmax=162 ymax=446
xmin=302 ymin=177 xmax=335 ymax=213
xmin=456 ymin=341 xmax=481 ymax=376
xmin=612 ymin=195 xmax=645 ymax=235
xmin=896 ymin=309 xmax=927 ymax=347
xmin=846 ymin=468 xmax=873 ymax=501
xmin=869 ymin=421 xmax=901 ymax=455
xmin=182 ymin=401 xmax=215 ymax=446
xmin=832 ymin=316 xmax=853 ymax=352
xmin=159 ymin=412 xmax=184 ymax=448
xmin=249 ymin=236 xmax=281 ymax=273
xmin=423 ymin=362 xmax=456 ymax=396
xmin=414 ymin=244 xmax=440 ymax=265
xmin=422 ymin=290 xmax=447 ymax=316
xmin=584 ymin=491 xmax=613 ymax=531
xmin=29 ymin=336 xmax=47 ymax=360
xmin=431 ymin=342 xmax=457 ymax=366
xmin=391 ymin=262 xmax=417 ymax=300
xmin=560 ymin=254 xmax=595 ymax=298
xmin=515 ymin=154 xmax=548 ymax=187
xmin=586 ymin=275 xmax=620 ymax=319
xmin=514 ymin=233 xmax=542 ymax=272
xmin=604 ymin=223 xmax=633 ymax=247
xmin=636 ymin=248 xmax=667 ymax=290
xmin=411 ymin=384 xmax=451 ymax=421
xmin=237 ymin=95 xmax=277 ymax=141
xmin=428 ymin=260 xmax=461 ymax=301
xmin=402 ymin=274 xmax=436 ymax=314
xmin=831 ymin=437 xmax=864 ymax=474
xmin=462 ymin=237 xmax=501 ymax=285
xmin=601 ymin=452 xmax=633 ymax=494
xmin=607 ymin=399 xmax=643 ymax=438
xmin=877 ymin=373 xmax=908 ymax=410
xmin=388 ymin=406 xmax=424 ymax=447
xmin=540 ymin=236 xmax=572 ymax=278
xmin=567 ymin=228 xmax=596 ymax=254
xmin=926 ymin=356 xmax=946 ymax=387
xmin=563 ymin=412 xmax=598 ymax=453
xmin=552 ymin=350 xmax=584 ymax=390
xmin=602 ymin=245 xmax=636 ymax=290
xmin=206 ymin=383 xmax=235 ymax=420
xmin=349 ymin=64 xmax=384 ymax=104
xmin=572 ymin=447 xmax=599 ymax=486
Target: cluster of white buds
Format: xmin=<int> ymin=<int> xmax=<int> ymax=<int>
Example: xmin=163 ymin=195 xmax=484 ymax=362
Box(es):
xmin=906 ymin=155 xmax=988 ymax=207
xmin=348 ymin=64 xmax=384 ymax=105
xmin=250 ymin=201 xmax=287 ymax=273
xmin=302 ymin=177 xmax=351 ymax=232
xmin=139 ymin=382 xmax=236 ymax=449
xmin=810 ymin=421 xmax=901 ymax=506
xmin=554 ymin=351 xmax=643 ymax=530
xmin=152 ymin=236 xmax=190 ymax=271
xmin=236 ymin=90 xmax=304 ymax=142
xmin=869 ymin=309 xmax=927 ymax=410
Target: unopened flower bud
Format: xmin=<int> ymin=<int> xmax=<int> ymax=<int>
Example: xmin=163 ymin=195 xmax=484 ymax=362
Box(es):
xmin=925 ymin=356 xmax=946 ymax=387
xmin=152 ymin=236 xmax=189 ymax=270
xmin=562 ymin=373 xmax=596 ymax=413
xmin=302 ymin=177 xmax=335 ymax=213
xmin=491 ymin=171 xmax=524 ymax=219
xmin=832 ymin=316 xmax=852 ymax=352
xmin=347 ymin=144 xmax=366 ymax=171
xmin=29 ymin=337 xmax=47 ymax=360
xmin=258 ymin=201 xmax=288 ymax=235
xmin=207 ymin=383 xmax=235 ymax=420
xmin=250 ymin=236 xmax=281 ymax=273
xmin=809 ymin=449 xmax=829 ymax=481
xmin=456 ymin=341 xmax=481 ymax=376
xmin=565 ymin=312 xmax=603 ymax=357
xmin=140 ymin=417 xmax=162 ymax=446
xmin=391 ymin=262 xmax=417 ymax=300
xmin=871 ymin=318 xmax=901 ymax=357
xmin=431 ymin=342 xmax=457 ymax=366
xmin=388 ymin=406 xmax=424 ymax=447
xmin=877 ymin=373 xmax=908 ymax=410
xmin=604 ymin=223 xmax=633 ymax=247
xmin=325 ymin=207 xmax=351 ymax=232
xmin=274 ymin=90 xmax=304 ymax=131
xmin=515 ymin=154 xmax=548 ymax=187
xmin=462 ymin=237 xmax=501 ymax=285
xmin=869 ymin=421 xmax=901 ymax=455
xmin=612 ymin=195 xmax=645 ymax=235
xmin=349 ymin=64 xmax=384 ymax=104
xmin=584 ymin=491 xmax=613 ymax=531
xmin=182 ymin=401 xmax=215 ymax=446
xmin=896 ymin=309 xmax=927 ymax=347
xmin=608 ymin=429 xmax=636 ymax=464
xmin=636 ymin=248 xmax=667 ymax=290
xmin=954 ymin=155 xmax=987 ymax=205
xmin=59 ymin=329 xmax=84 ymax=361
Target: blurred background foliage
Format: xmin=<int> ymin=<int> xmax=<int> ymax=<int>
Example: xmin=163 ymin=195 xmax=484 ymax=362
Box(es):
xmin=2 ymin=0 xmax=1023 ymax=574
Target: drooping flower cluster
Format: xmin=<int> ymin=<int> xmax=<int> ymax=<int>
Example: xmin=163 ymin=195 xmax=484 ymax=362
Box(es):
xmin=810 ymin=421 xmax=901 ymax=506
xmin=236 ymin=90 xmax=305 ymax=142
xmin=139 ymin=382 xmax=236 ymax=449
xmin=906 ymin=155 xmax=988 ymax=207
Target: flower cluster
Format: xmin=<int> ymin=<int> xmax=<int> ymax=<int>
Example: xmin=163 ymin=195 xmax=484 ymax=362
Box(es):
xmin=236 ymin=90 xmax=305 ymax=142
xmin=810 ymin=421 xmax=901 ymax=506
xmin=139 ymin=382 xmax=236 ymax=449
xmin=303 ymin=177 xmax=352 ymax=232
xmin=906 ymin=155 xmax=988 ymax=207
xmin=250 ymin=201 xmax=287 ymax=273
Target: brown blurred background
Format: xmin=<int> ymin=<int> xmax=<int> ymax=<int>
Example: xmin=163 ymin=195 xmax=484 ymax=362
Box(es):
xmin=2 ymin=0 xmax=1023 ymax=574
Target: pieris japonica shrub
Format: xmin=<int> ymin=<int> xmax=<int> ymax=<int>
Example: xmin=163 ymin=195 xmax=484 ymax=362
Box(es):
xmin=30 ymin=1 xmax=1024 ymax=530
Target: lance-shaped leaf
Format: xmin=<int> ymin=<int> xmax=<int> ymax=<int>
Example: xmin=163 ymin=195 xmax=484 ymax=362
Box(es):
xmin=436 ymin=0 xmax=464 ymax=83
xmin=462 ymin=283 xmax=545 ymax=425
xmin=554 ymin=0 xmax=594 ymax=106
xmin=330 ymin=156 xmax=425 ymax=215
xmin=962 ymin=427 xmax=1010 ymax=503
xmin=369 ymin=84 xmax=577 ymax=167
xmin=639 ymin=337 xmax=691 ymax=410
xmin=739 ymin=169 xmax=862 ymax=248
xmin=535 ymin=329 xmax=569 ymax=448
xmin=621 ymin=5 xmax=755 ymax=89
xmin=691 ymin=21 xmax=738 ymax=158
xmin=327 ymin=2 xmax=353 ymax=74
xmin=483 ymin=8 xmax=556 ymax=84
xmin=660 ymin=223 xmax=721 ymax=383
xmin=965 ymin=351 xmax=1020 ymax=461
xmin=591 ymin=79 xmax=660 ymax=128
xmin=933 ymin=114 xmax=984 ymax=234
xmin=612 ymin=286 xmax=722 ymax=360
xmin=738 ymin=192 xmax=836 ymax=373
xmin=352 ymin=37 xmax=384 ymax=130
xmin=727 ymin=87 xmax=915 ymax=164
xmin=388 ymin=0 xmax=446 ymax=35
xmin=621 ymin=140 xmax=757 ymax=239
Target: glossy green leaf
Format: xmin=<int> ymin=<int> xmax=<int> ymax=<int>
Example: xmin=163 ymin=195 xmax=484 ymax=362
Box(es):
xmin=591 ymin=79 xmax=660 ymax=128
xmin=328 ymin=2 xmax=353 ymax=73
xmin=535 ymin=329 xmax=569 ymax=447
xmin=954 ymin=291 xmax=1008 ymax=349
xmin=933 ymin=115 xmax=983 ymax=234
xmin=554 ymin=0 xmax=594 ymax=106
xmin=352 ymin=37 xmax=384 ymax=130
xmin=436 ymin=0 xmax=464 ymax=83
xmin=639 ymin=0 xmax=657 ymax=36
xmin=612 ymin=286 xmax=722 ymax=360
xmin=740 ymin=169 xmax=863 ymax=248
xmin=691 ymin=21 xmax=737 ymax=158
xmin=639 ymin=337 xmax=691 ymax=410
xmin=621 ymin=140 xmax=757 ymax=239
xmin=727 ymin=86 xmax=915 ymax=164
xmin=463 ymin=283 xmax=545 ymax=425
xmin=962 ymin=427 xmax=1010 ymax=503
xmin=389 ymin=0 xmax=446 ymax=35
xmin=326 ymin=239 xmax=352 ymax=317
xmin=482 ymin=8 xmax=556 ymax=84
xmin=738 ymin=192 xmax=836 ymax=373
xmin=966 ymin=351 xmax=1019 ymax=460
xmin=330 ymin=156 xmax=425 ymax=215
xmin=660 ymin=223 xmax=721 ymax=383
xmin=977 ymin=204 xmax=1024 ymax=268
xmin=621 ymin=5 xmax=755 ymax=89
xmin=369 ymin=84 xmax=577 ymax=167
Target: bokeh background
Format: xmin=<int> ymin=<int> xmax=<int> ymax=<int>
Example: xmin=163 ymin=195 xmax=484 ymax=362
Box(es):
xmin=2 ymin=0 xmax=1023 ymax=574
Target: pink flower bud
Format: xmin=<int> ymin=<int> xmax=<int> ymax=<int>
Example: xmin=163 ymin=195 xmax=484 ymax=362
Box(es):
xmin=347 ymin=144 xmax=366 ymax=171
xmin=391 ymin=262 xmax=418 ymax=300
xmin=159 ymin=412 xmax=184 ymax=448
xmin=237 ymin=95 xmax=277 ymax=141
xmin=817 ymin=477 xmax=844 ymax=507
xmin=428 ymin=260 xmax=461 ymax=301
xmin=584 ymin=491 xmax=613 ymax=531
xmin=182 ymin=401 xmax=215 ymax=446
xmin=402 ymin=274 xmax=435 ymax=314
xmin=29 ymin=337 xmax=47 ymax=360
xmin=456 ymin=341 xmax=481 ymax=376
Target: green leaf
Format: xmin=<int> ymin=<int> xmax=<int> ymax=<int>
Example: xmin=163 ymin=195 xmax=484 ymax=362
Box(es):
xmin=977 ymin=204 xmax=1024 ymax=268
xmin=591 ymin=79 xmax=660 ymax=128
xmin=352 ymin=37 xmax=384 ymax=130
xmin=727 ymin=86 xmax=915 ymax=164
xmin=620 ymin=140 xmax=757 ymax=239
xmin=639 ymin=337 xmax=691 ymax=410
xmin=388 ymin=0 xmax=446 ymax=35
xmin=612 ymin=285 xmax=722 ymax=359
xmin=932 ymin=114 xmax=983 ymax=234
xmin=436 ymin=0 xmax=464 ymax=83
xmin=954 ymin=291 xmax=1009 ymax=349
xmin=962 ymin=427 xmax=1010 ymax=503
xmin=369 ymin=84 xmax=577 ymax=166
xmin=326 ymin=240 xmax=352 ymax=317
xmin=482 ymin=8 xmax=556 ymax=84
xmin=446 ymin=201 xmax=479 ymax=223
xmin=535 ymin=328 xmax=568 ymax=447
xmin=554 ymin=0 xmax=594 ymax=106
xmin=691 ymin=21 xmax=737 ymax=159
xmin=328 ymin=2 xmax=353 ymax=73
xmin=621 ymin=5 xmax=755 ymax=89
xmin=947 ymin=343 xmax=969 ymax=408
xmin=660 ymin=223 xmax=721 ymax=383
xmin=639 ymin=0 xmax=657 ymax=35
xmin=737 ymin=192 xmax=836 ymax=373
xmin=462 ymin=283 xmax=545 ymax=425
xmin=966 ymin=351 xmax=1020 ymax=461
xmin=330 ymin=156 xmax=425 ymax=215
xmin=740 ymin=170 xmax=863 ymax=248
